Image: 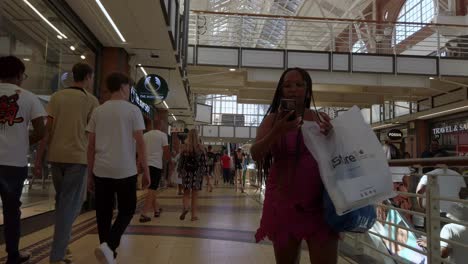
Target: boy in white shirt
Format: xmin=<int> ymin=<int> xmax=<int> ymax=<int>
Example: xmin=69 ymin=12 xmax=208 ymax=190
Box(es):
xmin=139 ymin=120 xmax=169 ymax=222
xmin=87 ymin=72 xmax=150 ymax=264
xmin=0 ymin=55 xmax=46 ymax=264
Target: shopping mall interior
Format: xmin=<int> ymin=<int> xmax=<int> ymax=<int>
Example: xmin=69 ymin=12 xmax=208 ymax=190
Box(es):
xmin=1 ymin=0 xmax=468 ymax=263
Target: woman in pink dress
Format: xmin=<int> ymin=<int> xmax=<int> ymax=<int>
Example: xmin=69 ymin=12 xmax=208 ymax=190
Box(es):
xmin=251 ymin=68 xmax=338 ymax=264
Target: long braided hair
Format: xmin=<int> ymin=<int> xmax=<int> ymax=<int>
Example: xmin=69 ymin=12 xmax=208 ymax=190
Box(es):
xmin=263 ymin=68 xmax=319 ymax=192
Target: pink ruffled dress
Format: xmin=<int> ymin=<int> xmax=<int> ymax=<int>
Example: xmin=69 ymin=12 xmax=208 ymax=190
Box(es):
xmin=255 ymin=130 xmax=337 ymax=248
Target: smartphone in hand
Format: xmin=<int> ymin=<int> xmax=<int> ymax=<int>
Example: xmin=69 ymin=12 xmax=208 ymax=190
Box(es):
xmin=280 ymin=99 xmax=297 ymax=121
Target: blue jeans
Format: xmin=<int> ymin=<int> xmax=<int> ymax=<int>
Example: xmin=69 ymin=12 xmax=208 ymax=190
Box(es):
xmin=0 ymin=165 xmax=27 ymax=260
xmin=49 ymin=163 xmax=86 ymax=262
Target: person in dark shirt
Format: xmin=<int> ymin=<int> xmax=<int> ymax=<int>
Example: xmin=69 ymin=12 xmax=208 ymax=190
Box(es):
xmin=421 ymin=139 xmax=447 ymax=158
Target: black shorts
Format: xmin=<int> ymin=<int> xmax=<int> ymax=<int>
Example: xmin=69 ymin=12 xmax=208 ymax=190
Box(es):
xmin=148 ymin=166 xmax=162 ymax=190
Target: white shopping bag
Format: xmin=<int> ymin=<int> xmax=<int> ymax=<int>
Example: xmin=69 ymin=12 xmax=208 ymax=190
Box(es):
xmin=302 ymin=106 xmax=394 ymax=215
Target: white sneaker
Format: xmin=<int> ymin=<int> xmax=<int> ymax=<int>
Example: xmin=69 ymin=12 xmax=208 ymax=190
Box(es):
xmin=94 ymin=243 xmax=116 ymax=264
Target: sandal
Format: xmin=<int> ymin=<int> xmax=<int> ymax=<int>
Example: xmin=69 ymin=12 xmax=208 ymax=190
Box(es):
xmin=139 ymin=215 xmax=151 ymax=223
xmin=154 ymin=208 xmax=163 ymax=218
xmin=180 ymin=209 xmax=189 ymax=220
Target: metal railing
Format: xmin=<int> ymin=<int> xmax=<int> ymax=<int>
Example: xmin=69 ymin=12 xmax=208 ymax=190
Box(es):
xmin=189 ymin=11 xmax=468 ymax=57
xmin=345 ymin=157 xmax=468 ymax=264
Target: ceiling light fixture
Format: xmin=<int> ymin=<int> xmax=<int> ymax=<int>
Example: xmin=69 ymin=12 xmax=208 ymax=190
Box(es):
xmin=137 ymin=63 xmax=142 ymax=66
xmin=70 ymin=46 xmax=76 ymax=51
xmin=95 ymin=0 xmax=126 ymax=42
xmin=140 ymin=67 xmax=148 ymax=76
xmin=23 ymin=0 xmax=67 ymax=39
xmin=229 ymin=68 xmax=236 ymax=72
xmin=57 ymin=35 xmax=63 ymax=40
xmin=80 ymin=55 xmax=86 ymax=60
xmin=171 ymin=114 xmax=177 ymax=121
xmin=417 ymin=105 xmax=468 ymax=119
xmin=429 ymin=77 xmax=435 ymax=80
xmin=23 ymin=58 xmax=30 ymax=62
xmin=163 ymin=101 xmax=169 ymax=109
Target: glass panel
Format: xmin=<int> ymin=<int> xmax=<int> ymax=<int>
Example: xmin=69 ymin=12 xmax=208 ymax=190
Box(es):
xmin=394 ymin=0 xmax=434 ymax=45
xmin=0 ymin=0 xmax=96 ymax=221
xmin=395 ymin=101 xmax=411 ymax=117
xmin=371 ymin=104 xmax=381 ymax=123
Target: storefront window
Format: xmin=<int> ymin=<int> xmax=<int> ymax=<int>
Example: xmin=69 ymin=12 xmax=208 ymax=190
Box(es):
xmin=431 ymin=118 xmax=468 ymax=156
xmin=1 ymin=0 xmax=96 ymax=97
xmin=0 ymin=0 xmax=97 ymax=221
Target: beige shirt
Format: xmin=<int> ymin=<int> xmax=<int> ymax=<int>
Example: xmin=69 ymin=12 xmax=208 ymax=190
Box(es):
xmin=47 ymin=87 xmax=99 ymax=164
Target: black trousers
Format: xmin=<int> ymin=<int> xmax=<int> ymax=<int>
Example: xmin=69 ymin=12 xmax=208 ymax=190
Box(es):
xmin=94 ymin=175 xmax=136 ymax=252
xmin=0 ymin=165 xmax=27 ymax=259
xmin=222 ymin=168 xmax=230 ymax=183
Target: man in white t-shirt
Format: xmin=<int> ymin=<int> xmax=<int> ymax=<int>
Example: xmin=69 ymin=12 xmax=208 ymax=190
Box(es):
xmin=139 ymin=121 xmax=169 ymax=222
xmin=418 ymin=203 xmax=468 ymax=264
xmin=0 ymin=56 xmax=46 ymax=263
xmin=86 ymin=72 xmax=150 ymax=264
xmin=416 ymin=167 xmax=466 ymax=213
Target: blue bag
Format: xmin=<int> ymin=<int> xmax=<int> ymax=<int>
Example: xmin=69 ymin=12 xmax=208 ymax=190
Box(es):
xmin=323 ymin=191 xmax=377 ymax=233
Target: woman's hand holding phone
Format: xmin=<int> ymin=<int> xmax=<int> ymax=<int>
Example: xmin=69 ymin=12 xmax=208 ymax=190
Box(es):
xmin=273 ymin=110 xmax=302 ymax=136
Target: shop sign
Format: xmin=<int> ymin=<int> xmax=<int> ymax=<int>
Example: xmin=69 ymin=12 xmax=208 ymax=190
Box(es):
xmin=135 ymin=74 xmax=169 ymax=105
xmin=130 ymin=87 xmax=151 ymax=115
xmin=432 ymin=122 xmax=468 ymax=135
xmin=387 ymin=129 xmax=403 ymax=140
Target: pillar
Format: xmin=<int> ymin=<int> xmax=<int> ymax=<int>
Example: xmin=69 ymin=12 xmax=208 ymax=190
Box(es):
xmin=98 ymin=47 xmax=130 ymax=103
xmin=456 ymin=0 xmax=467 ymax=16
xmin=414 ymin=120 xmax=430 ymax=158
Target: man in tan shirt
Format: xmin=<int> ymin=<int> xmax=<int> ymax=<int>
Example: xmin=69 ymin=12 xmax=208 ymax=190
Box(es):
xmin=35 ymin=63 xmax=99 ymax=264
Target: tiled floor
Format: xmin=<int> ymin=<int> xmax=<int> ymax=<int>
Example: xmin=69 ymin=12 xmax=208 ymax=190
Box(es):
xmin=0 ymin=185 xmax=355 ymax=264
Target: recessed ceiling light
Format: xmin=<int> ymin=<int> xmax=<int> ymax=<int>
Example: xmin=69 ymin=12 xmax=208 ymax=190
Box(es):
xmin=80 ymin=55 xmax=86 ymax=60
xmin=137 ymin=63 xmax=142 ymax=66
xmin=23 ymin=58 xmax=30 ymax=62
xmin=57 ymin=35 xmax=63 ymax=40
xmin=429 ymin=77 xmax=435 ymax=80
xmin=229 ymin=68 xmax=236 ymax=72
xmin=95 ymin=0 xmax=126 ymax=42
xmin=23 ymin=0 xmax=67 ymax=39
xmin=70 ymin=46 xmax=76 ymax=51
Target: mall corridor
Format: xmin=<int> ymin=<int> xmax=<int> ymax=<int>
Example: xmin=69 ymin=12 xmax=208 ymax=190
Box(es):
xmin=0 ymin=186 xmax=354 ymax=264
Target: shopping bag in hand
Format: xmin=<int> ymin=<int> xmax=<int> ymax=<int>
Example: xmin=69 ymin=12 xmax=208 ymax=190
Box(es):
xmin=302 ymin=106 xmax=394 ymax=216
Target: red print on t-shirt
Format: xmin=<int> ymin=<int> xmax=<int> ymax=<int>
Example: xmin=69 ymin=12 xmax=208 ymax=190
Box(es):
xmin=0 ymin=94 xmax=24 ymax=126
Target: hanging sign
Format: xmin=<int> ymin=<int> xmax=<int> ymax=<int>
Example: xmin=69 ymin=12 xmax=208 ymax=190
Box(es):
xmin=387 ymin=129 xmax=403 ymax=140
xmin=135 ymin=74 xmax=169 ymax=105
xmin=130 ymin=87 xmax=151 ymax=116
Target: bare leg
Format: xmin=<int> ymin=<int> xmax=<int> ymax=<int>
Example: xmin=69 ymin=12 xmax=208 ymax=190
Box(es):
xmin=191 ymin=190 xmax=199 ymax=220
xmin=183 ymin=188 xmax=191 ymax=210
xmin=142 ymin=190 xmax=154 ymax=216
xmin=307 ymin=238 xmax=338 ymax=264
xmin=152 ymin=190 xmax=160 ymax=212
xmin=273 ymin=238 xmax=302 ymax=264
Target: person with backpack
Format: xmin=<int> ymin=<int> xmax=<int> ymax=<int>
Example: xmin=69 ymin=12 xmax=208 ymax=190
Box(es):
xmin=177 ymin=129 xmax=206 ymax=221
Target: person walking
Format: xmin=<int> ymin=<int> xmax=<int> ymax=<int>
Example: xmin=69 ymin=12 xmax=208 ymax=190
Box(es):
xmin=0 ymin=56 xmax=46 ymax=264
xmin=221 ymin=151 xmax=231 ymax=185
xmin=234 ymin=148 xmax=244 ymax=193
xmin=87 ymin=72 xmax=150 ymax=264
xmin=177 ymin=129 xmax=206 ymax=221
xmin=34 ymin=63 xmax=99 ymax=264
xmin=251 ymin=68 xmax=337 ymax=264
xmin=205 ymin=145 xmax=215 ymax=192
xmin=139 ymin=120 xmax=169 ymax=223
